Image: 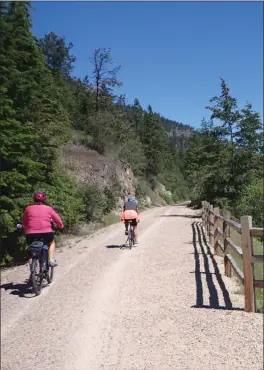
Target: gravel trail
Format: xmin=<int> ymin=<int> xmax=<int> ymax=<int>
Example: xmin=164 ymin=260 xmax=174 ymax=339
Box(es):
xmin=1 ymin=205 xmax=263 ymax=370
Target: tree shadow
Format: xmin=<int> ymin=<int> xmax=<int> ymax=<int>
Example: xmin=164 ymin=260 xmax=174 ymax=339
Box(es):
xmin=0 ymin=282 xmax=34 ymax=298
xmin=191 ymin=221 xmax=243 ymax=311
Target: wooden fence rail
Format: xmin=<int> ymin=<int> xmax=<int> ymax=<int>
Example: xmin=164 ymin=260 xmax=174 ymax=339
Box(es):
xmin=202 ymin=200 xmax=264 ymax=313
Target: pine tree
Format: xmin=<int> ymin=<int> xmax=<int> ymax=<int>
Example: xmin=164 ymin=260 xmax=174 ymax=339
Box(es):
xmin=90 ymin=48 xmax=122 ymax=112
xmin=38 ymin=32 xmax=76 ymax=76
xmin=0 ymin=2 xmax=69 ymax=260
xmin=140 ymin=105 xmax=170 ymax=177
xmin=234 ymin=103 xmax=263 ymax=186
xmin=0 ymin=2 xmax=45 ymax=240
xmin=206 ymin=78 xmax=241 ymax=144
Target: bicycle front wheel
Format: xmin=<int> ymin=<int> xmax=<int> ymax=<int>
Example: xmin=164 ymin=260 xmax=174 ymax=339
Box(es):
xmin=31 ymin=258 xmax=43 ymax=296
xmin=47 ymin=266 xmax=54 ymax=284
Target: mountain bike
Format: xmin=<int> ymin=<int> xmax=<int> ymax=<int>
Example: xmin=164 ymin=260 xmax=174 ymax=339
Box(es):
xmin=17 ymin=223 xmax=57 ymax=296
xmin=28 ymin=239 xmax=54 ymax=295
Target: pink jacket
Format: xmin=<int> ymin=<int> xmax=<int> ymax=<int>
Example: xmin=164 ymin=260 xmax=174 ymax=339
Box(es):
xmin=22 ymin=204 xmax=64 ymax=234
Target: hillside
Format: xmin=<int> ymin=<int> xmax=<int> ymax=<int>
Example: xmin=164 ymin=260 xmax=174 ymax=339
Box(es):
xmin=0 ymin=2 xmax=190 ymax=265
xmin=160 ymin=115 xmax=194 ymax=150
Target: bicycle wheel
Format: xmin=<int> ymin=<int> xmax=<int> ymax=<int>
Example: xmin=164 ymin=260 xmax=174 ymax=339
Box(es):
xmin=31 ymin=258 xmax=44 ymax=296
xmin=43 ymin=249 xmax=54 ymax=284
xmin=129 ymin=226 xmax=133 ymax=249
xmin=47 ymin=265 xmax=54 ymax=284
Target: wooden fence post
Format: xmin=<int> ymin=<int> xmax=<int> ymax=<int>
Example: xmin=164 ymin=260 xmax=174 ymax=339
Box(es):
xmin=241 ymin=215 xmax=255 ymax=313
xmin=223 ymin=210 xmax=232 ymax=277
xmin=201 ymin=201 xmax=204 ymax=228
xmin=209 ymin=204 xmax=214 ymax=246
xmin=213 ymin=207 xmax=220 ymax=255
xmin=206 ymin=202 xmax=210 ymax=236
xmin=203 ymin=202 xmax=206 ymax=233
xmin=203 ymin=201 xmax=206 ymax=232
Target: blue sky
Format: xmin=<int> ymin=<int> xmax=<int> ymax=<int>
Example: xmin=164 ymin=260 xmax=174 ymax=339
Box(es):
xmin=31 ymin=1 xmax=263 ymax=128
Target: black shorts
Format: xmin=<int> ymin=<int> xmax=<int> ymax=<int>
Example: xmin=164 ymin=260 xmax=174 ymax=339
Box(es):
xmin=125 ymin=219 xmax=137 ymax=227
xmin=26 ymin=232 xmax=54 ymax=246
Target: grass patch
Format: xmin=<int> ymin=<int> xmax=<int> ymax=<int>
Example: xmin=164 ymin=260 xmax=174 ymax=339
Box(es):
xmin=102 ymin=213 xmax=120 ymax=227
xmin=216 ymin=218 xmax=263 ymax=313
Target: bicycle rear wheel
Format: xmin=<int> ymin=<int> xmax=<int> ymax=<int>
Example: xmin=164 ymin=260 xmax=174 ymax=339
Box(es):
xmin=129 ymin=226 xmax=134 ymax=249
xmin=31 ymin=258 xmax=44 ymax=295
xmin=129 ymin=238 xmax=133 ymax=249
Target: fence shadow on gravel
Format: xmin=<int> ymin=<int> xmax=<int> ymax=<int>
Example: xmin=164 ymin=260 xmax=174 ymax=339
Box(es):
xmin=159 ymin=215 xmax=202 ymax=219
xmin=190 ymin=221 xmax=243 ymax=311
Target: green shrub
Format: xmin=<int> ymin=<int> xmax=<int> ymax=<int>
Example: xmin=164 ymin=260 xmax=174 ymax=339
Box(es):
xmin=82 ymin=186 xmax=107 ymax=222
xmin=43 ymin=174 xmax=85 ymax=233
xmin=117 ymin=139 xmax=147 ymax=176
xmin=235 ymin=178 xmax=264 ymax=227
xmin=103 ymin=182 xmax=121 ymax=213
xmin=135 ymin=179 xmax=149 ymax=208
xmin=0 ymin=171 xmax=85 ymax=265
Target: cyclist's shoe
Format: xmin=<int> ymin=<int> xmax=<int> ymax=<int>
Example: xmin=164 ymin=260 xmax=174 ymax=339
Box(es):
xmin=49 ymin=259 xmax=58 ymax=267
xmin=125 ymin=230 xmax=128 ymax=235
xmin=134 ymin=240 xmax=138 ymax=245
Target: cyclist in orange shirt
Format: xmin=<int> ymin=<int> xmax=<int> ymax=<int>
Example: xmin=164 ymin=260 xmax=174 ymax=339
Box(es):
xmin=120 ymin=195 xmax=140 ymax=244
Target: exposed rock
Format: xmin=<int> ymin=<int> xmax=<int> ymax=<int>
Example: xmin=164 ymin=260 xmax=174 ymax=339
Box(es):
xmin=61 ymin=143 xmax=135 ymax=199
xmin=60 ymin=143 xmax=170 ymax=210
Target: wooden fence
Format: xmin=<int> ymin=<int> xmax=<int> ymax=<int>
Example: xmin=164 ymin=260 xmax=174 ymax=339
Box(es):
xmin=202 ymin=201 xmax=264 ymax=313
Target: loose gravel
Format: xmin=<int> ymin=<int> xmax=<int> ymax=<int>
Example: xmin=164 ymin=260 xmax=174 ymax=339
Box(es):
xmin=1 ymin=205 xmax=263 ymax=370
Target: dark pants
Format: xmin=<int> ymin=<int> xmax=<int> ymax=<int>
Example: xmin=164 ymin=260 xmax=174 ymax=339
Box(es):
xmin=125 ymin=219 xmax=137 ymax=231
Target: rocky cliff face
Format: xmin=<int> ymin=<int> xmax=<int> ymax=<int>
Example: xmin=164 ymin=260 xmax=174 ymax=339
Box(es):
xmin=61 ymin=143 xmax=135 ymax=197
xmin=60 ymin=143 xmax=168 ymax=210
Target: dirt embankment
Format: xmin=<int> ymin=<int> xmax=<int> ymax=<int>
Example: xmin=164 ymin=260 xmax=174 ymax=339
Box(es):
xmin=60 ymin=143 xmax=168 ymax=209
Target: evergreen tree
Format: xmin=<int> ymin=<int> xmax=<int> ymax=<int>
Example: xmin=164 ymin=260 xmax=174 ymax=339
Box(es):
xmin=0 ymin=2 xmax=70 ymax=261
xmin=38 ymin=31 xmax=76 ymax=76
xmin=233 ymin=103 xmax=263 ymax=189
xmin=0 ymin=2 xmax=46 ymax=240
xmin=206 ymin=78 xmax=241 ymax=144
xmin=184 ymin=79 xmax=263 ymax=213
xmin=140 ymin=105 xmax=169 ymax=176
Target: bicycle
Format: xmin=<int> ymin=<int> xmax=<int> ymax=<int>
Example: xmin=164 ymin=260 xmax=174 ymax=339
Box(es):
xmin=17 ymin=223 xmax=57 ymax=296
xmin=29 ymin=239 xmax=54 ymax=295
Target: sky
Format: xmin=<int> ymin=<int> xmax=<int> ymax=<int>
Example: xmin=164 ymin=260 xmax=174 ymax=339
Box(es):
xmin=31 ymin=1 xmax=263 ymax=128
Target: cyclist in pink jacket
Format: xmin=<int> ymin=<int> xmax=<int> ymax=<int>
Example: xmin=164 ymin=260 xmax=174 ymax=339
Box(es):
xmin=22 ymin=192 xmax=64 ymax=280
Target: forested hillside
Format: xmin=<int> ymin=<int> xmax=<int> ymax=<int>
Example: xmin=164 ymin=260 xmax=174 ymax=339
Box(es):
xmin=0 ymin=1 xmax=190 ymax=264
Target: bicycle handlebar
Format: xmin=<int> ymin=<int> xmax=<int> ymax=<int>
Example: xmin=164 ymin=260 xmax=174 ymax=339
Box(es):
xmin=16 ymin=222 xmax=64 ymax=232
